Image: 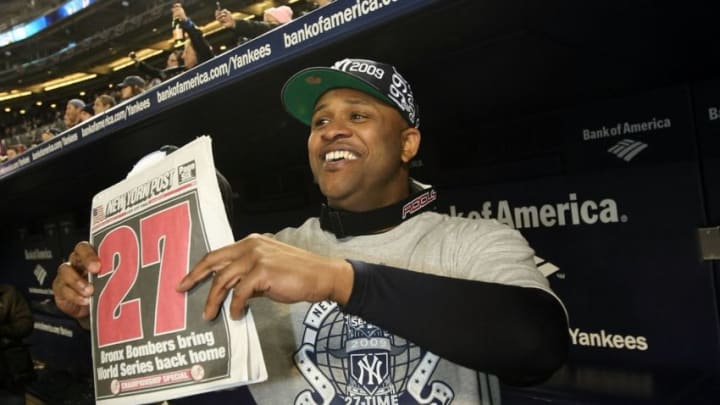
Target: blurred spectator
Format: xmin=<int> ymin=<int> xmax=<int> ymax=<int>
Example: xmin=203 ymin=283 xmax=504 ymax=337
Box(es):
xmin=93 ymin=94 xmax=117 ymax=114
xmin=5 ymin=146 xmax=18 ymax=159
xmin=63 ymin=98 xmax=85 ymax=129
xmin=0 ymin=283 xmax=33 ymax=340
xmin=117 ymin=75 xmax=146 ymax=100
xmin=300 ymin=0 xmax=334 ymax=17
xmin=264 ymin=6 xmax=293 ymax=24
xmin=79 ymin=104 xmax=94 ymax=122
xmin=130 ymin=49 xmax=185 ymax=82
xmin=166 ymin=48 xmax=182 ymax=68
xmin=145 ymin=77 xmax=160 ymax=89
xmin=216 ymin=5 xmax=293 ymax=46
xmin=0 ymin=283 xmax=34 ymax=404
xmin=40 ymin=128 xmax=60 ymax=142
xmin=172 ymin=3 xmax=213 ymax=69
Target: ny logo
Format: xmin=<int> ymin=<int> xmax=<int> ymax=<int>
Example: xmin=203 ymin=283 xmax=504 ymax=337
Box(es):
xmin=351 ymin=353 xmax=388 ymax=394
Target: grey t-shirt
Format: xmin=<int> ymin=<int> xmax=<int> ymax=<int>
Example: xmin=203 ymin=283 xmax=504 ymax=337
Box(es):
xmin=247 ymin=211 xmax=559 ymax=404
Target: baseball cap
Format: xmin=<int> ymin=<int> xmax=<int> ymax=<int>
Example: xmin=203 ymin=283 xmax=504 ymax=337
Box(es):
xmin=117 ymin=75 xmax=146 ymax=88
xmin=67 ymin=98 xmax=85 ymax=109
xmin=281 ymin=58 xmax=419 ymax=128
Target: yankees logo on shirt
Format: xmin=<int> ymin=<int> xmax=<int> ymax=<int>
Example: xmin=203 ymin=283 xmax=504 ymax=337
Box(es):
xmin=293 ymin=301 xmax=455 ymax=405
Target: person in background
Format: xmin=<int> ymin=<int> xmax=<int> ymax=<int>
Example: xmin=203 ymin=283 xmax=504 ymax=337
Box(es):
xmin=0 ymin=283 xmax=34 ymax=405
xmin=79 ymin=104 xmax=94 ymax=123
xmin=0 ymin=146 xmax=19 ymax=161
xmin=172 ymin=3 xmax=213 ymax=69
xmin=215 ymin=5 xmax=293 ymax=46
xmin=93 ymin=94 xmax=117 ymax=114
xmin=117 ymin=75 xmax=146 ymax=101
xmin=165 ymin=48 xmax=182 ymax=69
xmin=53 ymin=58 xmax=569 ymax=403
xmin=263 ymin=5 xmax=293 ymax=25
xmin=314 ymin=0 xmax=335 ymax=7
xmin=63 ymin=98 xmax=85 ymax=129
xmin=130 ymin=49 xmax=185 ymax=82
xmin=40 ymin=128 xmax=60 ymax=143
xmin=301 ymin=0 xmax=334 ymax=16
xmin=5 ymin=147 xmax=18 ymax=159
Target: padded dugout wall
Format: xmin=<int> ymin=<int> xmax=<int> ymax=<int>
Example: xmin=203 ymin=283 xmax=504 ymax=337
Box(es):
xmin=436 ymin=84 xmax=720 ymax=402
xmin=0 ymin=216 xmax=93 ymax=387
xmin=692 ymin=77 xmax=720 ymax=401
xmin=692 ymin=79 xmax=720 ymax=228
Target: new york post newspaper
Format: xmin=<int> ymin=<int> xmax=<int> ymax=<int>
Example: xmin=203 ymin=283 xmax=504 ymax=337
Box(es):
xmin=88 ymin=136 xmax=267 ymax=405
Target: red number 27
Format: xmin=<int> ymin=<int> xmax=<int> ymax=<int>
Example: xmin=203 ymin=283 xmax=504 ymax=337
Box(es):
xmin=95 ymin=202 xmax=191 ymax=347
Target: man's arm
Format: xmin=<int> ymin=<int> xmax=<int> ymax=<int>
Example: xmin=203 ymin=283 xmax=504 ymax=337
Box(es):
xmin=181 ymin=19 xmax=214 ymax=63
xmin=215 ymin=7 xmax=276 ymax=44
xmin=344 ymin=260 xmax=569 ymax=386
xmin=178 ymin=232 xmax=568 ymax=385
xmin=232 ymin=19 xmax=275 ymax=40
xmin=135 ymin=59 xmax=164 ymax=80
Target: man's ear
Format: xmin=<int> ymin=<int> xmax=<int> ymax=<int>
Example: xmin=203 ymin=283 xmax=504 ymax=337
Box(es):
xmin=400 ymin=127 xmax=421 ymax=163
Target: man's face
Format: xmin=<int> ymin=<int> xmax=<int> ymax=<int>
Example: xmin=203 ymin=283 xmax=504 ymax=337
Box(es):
xmin=307 ymin=88 xmax=413 ymax=211
xmin=167 ymin=52 xmax=179 ymax=68
xmin=94 ymin=98 xmax=106 ymax=113
xmin=120 ymin=86 xmax=133 ymax=100
xmin=64 ymin=103 xmax=80 ymax=127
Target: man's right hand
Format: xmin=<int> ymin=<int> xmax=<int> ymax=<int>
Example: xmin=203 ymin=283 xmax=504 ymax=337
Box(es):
xmin=215 ymin=8 xmax=236 ymax=29
xmin=52 ymin=241 xmax=102 ymax=321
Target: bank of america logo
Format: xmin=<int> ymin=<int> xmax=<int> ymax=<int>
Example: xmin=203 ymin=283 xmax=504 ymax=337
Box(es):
xmin=34 ymin=264 xmax=47 ymax=286
xmin=534 ymin=256 xmax=559 ymax=277
xmin=608 ymin=139 xmax=648 ymax=162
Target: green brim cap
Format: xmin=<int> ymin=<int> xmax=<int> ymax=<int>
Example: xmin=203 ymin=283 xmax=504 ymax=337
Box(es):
xmin=281 ymin=58 xmax=419 ymax=127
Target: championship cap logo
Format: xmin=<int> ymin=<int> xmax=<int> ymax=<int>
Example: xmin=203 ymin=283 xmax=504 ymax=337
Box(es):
xmin=281 ymin=58 xmax=420 ymax=128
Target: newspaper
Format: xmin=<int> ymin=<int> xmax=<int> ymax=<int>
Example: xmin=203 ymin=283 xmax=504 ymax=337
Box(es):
xmin=88 ymin=136 xmax=267 ymax=404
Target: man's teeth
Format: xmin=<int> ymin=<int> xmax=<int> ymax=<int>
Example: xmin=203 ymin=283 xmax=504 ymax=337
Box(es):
xmin=325 ymin=150 xmax=357 ymax=162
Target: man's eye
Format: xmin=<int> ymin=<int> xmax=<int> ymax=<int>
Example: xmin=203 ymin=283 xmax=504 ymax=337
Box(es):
xmin=313 ymin=117 xmax=328 ymax=127
xmin=351 ymin=113 xmax=367 ymax=120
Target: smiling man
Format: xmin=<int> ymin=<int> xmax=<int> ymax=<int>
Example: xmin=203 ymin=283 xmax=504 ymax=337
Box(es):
xmin=306 ymin=87 xmax=416 ymax=213
xmin=54 ymin=58 xmax=569 ymax=404
xmin=184 ymin=58 xmax=570 ymax=402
